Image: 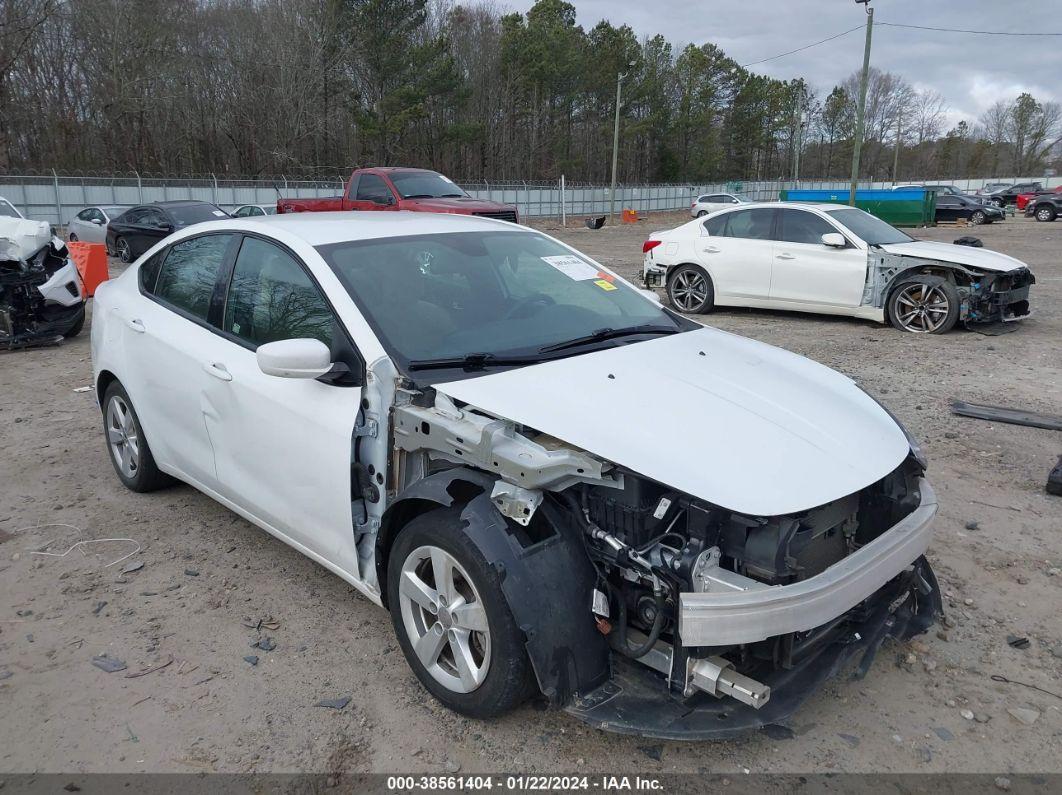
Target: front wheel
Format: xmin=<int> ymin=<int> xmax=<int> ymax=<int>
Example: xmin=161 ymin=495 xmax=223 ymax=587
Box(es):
xmin=666 ymin=263 xmax=715 ymax=314
xmin=970 ymin=210 xmax=986 ymax=225
xmin=887 ymin=276 xmax=959 ymax=334
xmin=68 ymin=233 xmax=79 ymax=242
xmin=1035 ymin=205 xmax=1056 ymax=222
xmin=115 ymin=237 xmax=132 ymax=263
xmin=387 ymin=508 xmax=534 ymax=718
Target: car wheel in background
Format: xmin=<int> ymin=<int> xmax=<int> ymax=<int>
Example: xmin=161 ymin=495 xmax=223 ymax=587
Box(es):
xmin=101 ymin=382 xmax=172 ymax=492
xmin=666 ymin=264 xmax=714 ymax=314
xmin=887 ymin=276 xmax=959 ymax=334
xmin=62 ymin=310 xmax=85 ymax=338
xmin=970 ymin=210 xmax=986 ymax=225
xmin=115 ymin=237 xmax=132 ymax=263
xmin=1035 ymin=206 xmax=1056 ymax=222
xmin=68 ymin=232 xmax=79 ymax=242
xmin=387 ymin=508 xmax=534 ymax=718
xmin=696 ymin=210 xmax=707 ymax=217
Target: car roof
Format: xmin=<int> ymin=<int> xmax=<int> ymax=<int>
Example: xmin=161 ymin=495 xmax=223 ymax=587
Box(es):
xmin=188 ymin=210 xmax=521 ymax=247
xmin=151 ymin=200 xmax=218 ymax=207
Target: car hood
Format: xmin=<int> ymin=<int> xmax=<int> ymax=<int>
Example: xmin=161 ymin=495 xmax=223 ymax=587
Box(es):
xmin=878 ymin=240 xmax=1029 ymax=273
xmin=435 ymin=327 xmax=910 ymax=516
xmin=403 ymin=197 xmax=515 ymax=214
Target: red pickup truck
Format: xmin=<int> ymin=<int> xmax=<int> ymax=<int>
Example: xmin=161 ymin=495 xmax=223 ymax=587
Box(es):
xmin=276 ymin=167 xmax=519 ymax=223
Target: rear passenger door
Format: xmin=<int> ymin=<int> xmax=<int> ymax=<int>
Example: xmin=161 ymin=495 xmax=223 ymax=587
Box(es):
xmin=699 ymin=207 xmax=776 ymax=300
xmin=769 ymin=209 xmax=867 ymax=308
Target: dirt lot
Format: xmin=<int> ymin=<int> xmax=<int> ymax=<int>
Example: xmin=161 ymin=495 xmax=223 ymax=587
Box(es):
xmin=1 ymin=213 xmax=1059 ymax=776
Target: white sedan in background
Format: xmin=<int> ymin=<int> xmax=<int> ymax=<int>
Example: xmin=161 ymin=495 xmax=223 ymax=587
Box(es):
xmin=689 ymin=192 xmax=752 ymax=218
xmin=231 ymin=204 xmax=277 ymax=218
xmin=643 ymin=202 xmax=1035 ymax=334
xmin=67 ymin=205 xmax=129 ymax=243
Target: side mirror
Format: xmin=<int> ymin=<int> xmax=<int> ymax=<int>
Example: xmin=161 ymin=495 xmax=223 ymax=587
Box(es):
xmin=91 ymin=218 xmax=103 ymax=225
xmin=256 ymin=338 xmax=333 ymax=379
xmin=821 ymin=232 xmax=846 ymax=248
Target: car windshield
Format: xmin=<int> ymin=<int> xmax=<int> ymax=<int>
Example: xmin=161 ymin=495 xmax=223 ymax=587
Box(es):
xmin=731 ymin=193 xmax=754 ymax=202
xmin=390 ymin=171 xmax=467 ymax=199
xmin=102 ymin=206 xmax=127 ymax=217
xmin=168 ymin=204 xmax=227 ymax=225
xmin=317 ymin=230 xmax=685 ymax=373
xmin=825 ymin=208 xmax=913 ymax=245
xmin=0 ymin=199 xmax=21 ymax=218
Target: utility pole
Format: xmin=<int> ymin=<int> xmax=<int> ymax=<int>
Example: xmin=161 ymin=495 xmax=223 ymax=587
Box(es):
xmin=848 ymin=0 xmax=874 ymax=206
xmin=892 ymin=104 xmax=903 ymax=183
xmin=609 ymin=64 xmax=634 ymax=221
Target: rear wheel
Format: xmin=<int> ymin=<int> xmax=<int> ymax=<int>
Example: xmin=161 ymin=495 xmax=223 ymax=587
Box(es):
xmin=102 ymin=382 xmax=171 ymax=492
xmin=696 ymin=210 xmax=707 ymax=218
xmin=1035 ymin=205 xmax=1056 ymax=222
xmin=387 ymin=508 xmax=534 ymax=718
xmin=666 ymin=264 xmax=714 ymax=314
xmin=68 ymin=232 xmax=79 ymax=242
xmin=887 ymin=276 xmax=959 ymax=334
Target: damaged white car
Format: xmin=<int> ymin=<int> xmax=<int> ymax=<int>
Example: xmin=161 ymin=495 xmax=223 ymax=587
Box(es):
xmin=1 ymin=216 xmax=86 ymax=349
xmin=643 ymin=202 xmax=1034 ymax=333
xmin=91 ymin=212 xmax=941 ymax=738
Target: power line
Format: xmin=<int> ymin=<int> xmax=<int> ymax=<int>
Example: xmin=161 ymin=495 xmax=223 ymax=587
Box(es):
xmin=740 ymin=25 xmax=865 ymax=68
xmin=878 ymin=21 xmax=1062 ymax=36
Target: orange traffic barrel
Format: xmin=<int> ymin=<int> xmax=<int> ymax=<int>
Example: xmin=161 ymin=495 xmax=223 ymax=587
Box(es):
xmin=67 ymin=241 xmax=109 ymax=297
xmin=621 ymin=208 xmax=638 ymax=223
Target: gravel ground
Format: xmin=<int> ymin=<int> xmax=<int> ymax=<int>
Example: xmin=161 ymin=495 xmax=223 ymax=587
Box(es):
xmin=0 ymin=213 xmax=1059 ymax=776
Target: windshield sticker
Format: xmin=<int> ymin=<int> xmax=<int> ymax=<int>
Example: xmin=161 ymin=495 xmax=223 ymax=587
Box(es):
xmin=541 ymin=254 xmax=599 ymax=281
xmin=594 ymin=279 xmax=617 ymax=291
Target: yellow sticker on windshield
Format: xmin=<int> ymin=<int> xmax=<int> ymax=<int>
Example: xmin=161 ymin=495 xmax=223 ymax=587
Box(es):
xmin=594 ymin=279 xmax=617 ymax=291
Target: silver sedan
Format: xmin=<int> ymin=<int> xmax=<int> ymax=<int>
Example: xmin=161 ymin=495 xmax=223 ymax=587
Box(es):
xmin=67 ymin=206 xmax=129 ymax=244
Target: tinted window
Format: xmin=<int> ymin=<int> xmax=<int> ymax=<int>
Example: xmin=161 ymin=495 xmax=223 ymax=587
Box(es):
xmin=232 ymin=207 xmax=250 ymax=218
xmin=719 ymin=208 xmax=774 ymax=240
xmin=77 ymin=209 xmax=94 ymax=221
xmin=139 ymin=250 xmax=167 ymax=294
xmin=121 ymin=208 xmax=147 ymax=224
xmin=355 ymin=174 xmax=392 ymax=203
xmin=936 ymin=196 xmax=958 ymax=207
xmin=0 ymin=199 xmax=20 ymax=218
xmin=778 ymin=210 xmax=837 ymax=244
xmin=153 ymin=234 xmax=233 ymax=320
xmin=223 ymin=237 xmax=334 ymax=348
xmin=169 ymin=203 xmax=227 ymax=226
xmin=703 ymin=214 xmax=727 ymax=235
xmin=706 ymin=195 xmax=726 ymax=203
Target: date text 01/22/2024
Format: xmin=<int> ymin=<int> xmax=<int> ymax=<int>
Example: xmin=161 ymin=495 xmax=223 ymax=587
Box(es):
xmin=386 ymin=775 xmax=665 ymax=791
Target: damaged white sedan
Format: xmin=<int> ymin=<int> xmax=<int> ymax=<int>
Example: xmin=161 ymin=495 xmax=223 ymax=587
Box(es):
xmin=643 ymin=202 xmax=1034 ymax=333
xmin=91 ymin=212 xmax=941 ymax=738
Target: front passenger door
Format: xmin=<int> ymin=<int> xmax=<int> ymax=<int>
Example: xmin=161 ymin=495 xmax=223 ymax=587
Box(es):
xmin=769 ymin=209 xmax=867 ymax=308
xmin=199 ymin=235 xmax=364 ymax=573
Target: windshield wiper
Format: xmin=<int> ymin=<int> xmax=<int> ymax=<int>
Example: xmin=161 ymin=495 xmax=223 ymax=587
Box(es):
xmin=538 ymin=324 xmax=679 ymax=354
xmin=403 ymin=194 xmax=438 ymax=199
xmin=407 ymin=352 xmax=547 ymax=371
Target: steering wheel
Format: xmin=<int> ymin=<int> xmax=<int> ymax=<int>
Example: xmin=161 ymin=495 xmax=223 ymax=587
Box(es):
xmin=504 ymin=293 xmax=556 ymax=320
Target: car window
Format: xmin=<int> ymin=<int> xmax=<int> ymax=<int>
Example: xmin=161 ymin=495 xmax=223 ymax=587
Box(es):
xmin=139 ymin=250 xmax=167 ymax=294
xmin=778 ymin=209 xmax=837 ymax=245
xmin=706 ymin=195 xmax=725 ymax=203
xmin=223 ymin=236 xmax=334 ymax=348
xmin=355 ymin=174 xmax=392 ymax=204
xmin=233 ymin=207 xmax=249 ymax=218
xmin=77 ymin=209 xmax=94 ymax=221
xmin=0 ymin=199 xmax=20 ymax=218
xmin=936 ymin=196 xmax=958 ymax=207
xmin=153 ymin=234 xmax=234 ymax=320
xmin=719 ymin=208 xmax=775 ymax=240
xmin=702 ymin=214 xmax=727 ymax=235
xmin=121 ymin=208 xmax=146 ymax=224
xmin=143 ymin=209 xmax=167 ymax=227
xmin=169 ymin=203 xmax=226 ymax=226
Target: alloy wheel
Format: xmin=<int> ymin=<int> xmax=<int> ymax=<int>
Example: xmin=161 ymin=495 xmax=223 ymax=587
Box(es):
xmin=398 ymin=545 xmax=491 ymax=694
xmin=894 ymin=283 xmax=950 ymax=333
xmin=117 ymin=238 xmax=131 ymax=263
xmin=670 ymin=268 xmax=709 ymax=312
xmin=971 ymin=210 xmax=985 ymax=225
xmin=1036 ymin=207 xmax=1054 ymax=222
xmin=106 ymin=396 xmax=140 ymax=478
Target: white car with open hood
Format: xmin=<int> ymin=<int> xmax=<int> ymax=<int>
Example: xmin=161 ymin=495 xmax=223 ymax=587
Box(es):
xmin=643 ymin=202 xmax=1035 ymax=333
xmin=91 ymin=211 xmax=941 ymax=738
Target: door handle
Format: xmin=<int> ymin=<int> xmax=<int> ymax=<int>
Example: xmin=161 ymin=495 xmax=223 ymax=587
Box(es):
xmin=203 ymin=362 xmax=233 ymax=382
xmin=702 ymin=246 xmax=720 ymax=253
xmin=776 ymin=253 xmax=795 ymax=260
xmin=125 ymin=318 xmax=145 ymax=333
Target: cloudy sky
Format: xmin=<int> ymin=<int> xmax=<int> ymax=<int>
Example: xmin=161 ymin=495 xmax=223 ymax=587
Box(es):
xmin=508 ymin=0 xmax=1060 ymax=128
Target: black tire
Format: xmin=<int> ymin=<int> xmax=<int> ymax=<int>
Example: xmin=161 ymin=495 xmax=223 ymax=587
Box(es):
xmin=101 ymin=381 xmax=172 ymax=492
xmin=387 ymin=508 xmax=535 ymax=718
xmin=887 ymin=275 xmax=960 ymax=334
xmin=970 ymin=210 xmax=986 ymax=225
xmin=115 ymin=236 xmax=132 ymax=263
xmin=666 ymin=263 xmax=715 ymax=314
xmin=68 ymin=232 xmax=79 ymax=242
xmin=62 ymin=307 xmax=86 ymax=338
xmin=1035 ymin=205 xmax=1056 ymax=222
xmin=696 ymin=210 xmax=708 ymax=218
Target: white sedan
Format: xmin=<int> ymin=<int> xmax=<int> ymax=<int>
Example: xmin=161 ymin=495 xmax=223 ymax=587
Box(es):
xmin=91 ymin=211 xmax=941 ymax=735
xmin=644 ymin=201 xmax=1035 ymax=333
xmin=67 ymin=205 xmax=129 ymax=244
xmin=689 ymin=191 xmax=752 ymax=218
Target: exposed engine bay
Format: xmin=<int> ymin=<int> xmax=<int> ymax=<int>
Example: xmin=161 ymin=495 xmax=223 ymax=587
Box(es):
xmin=386 ymin=388 xmax=941 ymax=735
xmin=0 ymin=218 xmax=86 ymax=349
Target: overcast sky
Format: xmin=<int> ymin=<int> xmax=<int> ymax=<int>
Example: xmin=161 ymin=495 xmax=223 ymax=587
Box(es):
xmin=507 ymin=0 xmax=1060 ymax=128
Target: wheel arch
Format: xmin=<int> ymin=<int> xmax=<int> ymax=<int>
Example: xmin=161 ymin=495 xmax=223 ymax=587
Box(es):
xmin=96 ymin=369 xmax=120 ymax=410
xmin=883 ymin=264 xmax=969 ymax=308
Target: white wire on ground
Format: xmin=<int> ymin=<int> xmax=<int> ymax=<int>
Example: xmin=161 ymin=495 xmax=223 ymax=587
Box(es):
xmin=17 ymin=522 xmax=141 ymax=568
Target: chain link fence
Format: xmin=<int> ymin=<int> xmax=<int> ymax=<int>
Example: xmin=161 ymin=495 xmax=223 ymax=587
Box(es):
xmin=1 ymin=171 xmax=1058 ymax=227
